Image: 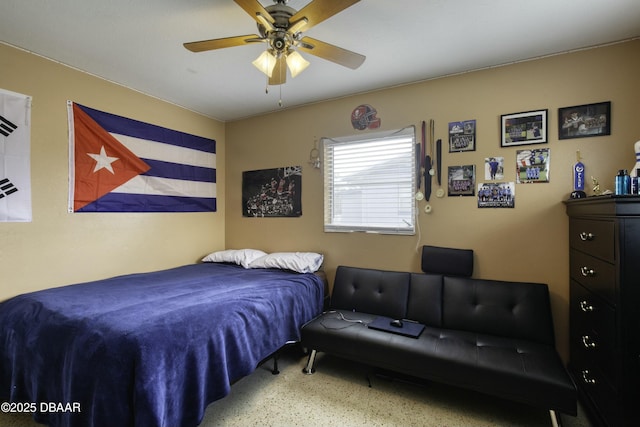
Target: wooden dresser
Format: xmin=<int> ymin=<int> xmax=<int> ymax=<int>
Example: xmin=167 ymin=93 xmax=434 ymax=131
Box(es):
xmin=564 ymin=196 xmax=640 ymax=426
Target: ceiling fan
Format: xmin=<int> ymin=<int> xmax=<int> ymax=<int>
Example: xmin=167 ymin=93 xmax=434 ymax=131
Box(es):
xmin=183 ymin=0 xmax=366 ymax=85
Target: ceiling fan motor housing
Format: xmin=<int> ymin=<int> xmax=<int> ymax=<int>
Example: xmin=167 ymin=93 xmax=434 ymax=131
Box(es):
xmin=266 ymin=1 xmax=296 ymax=29
xmin=260 ymin=2 xmax=298 ymax=53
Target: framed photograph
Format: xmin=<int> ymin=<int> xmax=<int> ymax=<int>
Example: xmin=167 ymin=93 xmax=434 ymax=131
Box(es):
xmin=447 ymin=165 xmax=476 ymax=196
xmin=558 ymin=101 xmax=611 ymax=139
xmin=448 ymin=119 xmax=476 ymax=152
xmin=501 ymin=109 xmax=547 ymax=147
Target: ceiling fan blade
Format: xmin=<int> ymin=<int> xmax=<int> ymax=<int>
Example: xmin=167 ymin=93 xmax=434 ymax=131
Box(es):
xmin=183 ymin=35 xmax=262 ymax=52
xmin=234 ymin=0 xmax=275 ymax=25
xmin=290 ymin=0 xmax=360 ymax=32
xmin=268 ymin=56 xmax=287 ymax=85
xmin=298 ymin=37 xmax=365 ymax=69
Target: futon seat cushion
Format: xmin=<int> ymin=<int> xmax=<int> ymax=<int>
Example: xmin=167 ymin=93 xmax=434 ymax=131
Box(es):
xmin=301 ymin=311 xmax=576 ymax=415
xmin=388 ymin=327 xmax=576 ymax=415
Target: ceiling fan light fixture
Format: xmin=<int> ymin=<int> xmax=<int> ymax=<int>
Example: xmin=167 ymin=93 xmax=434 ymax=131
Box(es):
xmin=252 ymin=50 xmax=277 ymax=77
xmin=286 ymin=50 xmax=309 ymax=78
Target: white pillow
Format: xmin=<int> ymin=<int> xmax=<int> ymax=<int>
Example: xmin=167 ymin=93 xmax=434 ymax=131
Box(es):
xmin=248 ymin=252 xmax=324 ymax=274
xmin=201 ymin=249 xmax=267 ymax=268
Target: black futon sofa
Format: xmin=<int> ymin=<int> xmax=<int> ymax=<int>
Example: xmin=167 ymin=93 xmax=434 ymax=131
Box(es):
xmin=300 ymin=246 xmax=576 ymax=427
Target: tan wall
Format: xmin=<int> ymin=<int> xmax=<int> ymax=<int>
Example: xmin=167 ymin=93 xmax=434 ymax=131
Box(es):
xmin=0 ymin=43 xmax=226 ymax=300
xmin=226 ymin=40 xmax=640 ymax=360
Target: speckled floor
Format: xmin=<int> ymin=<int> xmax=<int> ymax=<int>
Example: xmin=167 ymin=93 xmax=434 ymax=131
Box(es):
xmin=1 ymin=347 xmax=593 ymax=427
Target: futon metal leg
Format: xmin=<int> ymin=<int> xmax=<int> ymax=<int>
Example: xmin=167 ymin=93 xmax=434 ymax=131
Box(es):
xmin=302 ymin=349 xmax=317 ymax=374
xmin=271 ymin=353 xmax=280 ymax=375
xmin=549 ymin=410 xmax=563 ymax=427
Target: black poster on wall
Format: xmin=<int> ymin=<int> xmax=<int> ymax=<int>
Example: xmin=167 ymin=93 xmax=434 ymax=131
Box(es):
xmin=242 ymin=166 xmax=302 ymax=217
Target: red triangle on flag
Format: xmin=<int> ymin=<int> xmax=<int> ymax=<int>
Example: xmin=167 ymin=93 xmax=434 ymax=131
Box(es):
xmin=72 ymin=104 xmax=150 ymax=211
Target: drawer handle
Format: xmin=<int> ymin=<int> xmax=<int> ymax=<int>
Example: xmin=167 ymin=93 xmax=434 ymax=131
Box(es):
xmin=579 ymin=232 xmax=595 ymax=241
xmin=580 ymin=300 xmax=594 ymax=312
xmin=581 ymin=369 xmax=597 ymax=385
xmin=580 ymin=266 xmax=595 ymax=277
xmin=582 ymin=335 xmax=597 ymax=349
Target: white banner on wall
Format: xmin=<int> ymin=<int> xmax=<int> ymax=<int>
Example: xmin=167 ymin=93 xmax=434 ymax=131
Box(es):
xmin=0 ymin=88 xmax=32 ymax=222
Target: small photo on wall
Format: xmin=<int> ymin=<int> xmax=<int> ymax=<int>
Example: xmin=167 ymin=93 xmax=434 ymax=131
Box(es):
xmin=448 ymin=120 xmax=476 ymax=152
xmin=242 ymin=166 xmax=302 ymax=217
xmin=516 ymin=148 xmax=550 ymax=183
xmin=485 ymin=157 xmax=504 ymax=180
xmin=448 ymin=165 xmax=476 ymax=196
xmin=478 ymin=182 xmax=515 ymax=208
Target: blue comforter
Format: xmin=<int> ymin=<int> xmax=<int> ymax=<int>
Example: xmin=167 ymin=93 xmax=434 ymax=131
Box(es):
xmin=0 ymin=263 xmax=324 ymax=427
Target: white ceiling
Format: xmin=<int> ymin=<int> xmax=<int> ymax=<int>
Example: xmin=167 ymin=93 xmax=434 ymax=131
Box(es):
xmin=2 ymin=0 xmax=639 ymax=122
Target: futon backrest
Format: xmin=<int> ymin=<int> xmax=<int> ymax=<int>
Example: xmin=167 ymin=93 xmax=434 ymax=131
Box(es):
xmin=406 ymin=273 xmax=443 ymax=327
xmin=421 ymin=245 xmax=474 ymax=277
xmin=330 ymin=266 xmax=410 ymax=319
xmin=441 ymin=277 xmax=556 ymax=346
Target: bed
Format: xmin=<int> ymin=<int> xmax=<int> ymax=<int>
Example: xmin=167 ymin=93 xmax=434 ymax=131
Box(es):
xmin=0 ymin=256 xmax=325 ymax=427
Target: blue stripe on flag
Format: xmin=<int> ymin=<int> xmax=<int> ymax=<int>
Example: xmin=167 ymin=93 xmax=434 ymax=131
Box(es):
xmin=77 ymin=104 xmax=215 ymax=153
xmin=141 ymin=159 xmax=216 ymax=183
xmin=78 ymin=193 xmax=217 ymax=213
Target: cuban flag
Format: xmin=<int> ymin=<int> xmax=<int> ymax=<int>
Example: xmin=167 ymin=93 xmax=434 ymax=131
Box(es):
xmin=68 ymin=102 xmax=216 ymax=212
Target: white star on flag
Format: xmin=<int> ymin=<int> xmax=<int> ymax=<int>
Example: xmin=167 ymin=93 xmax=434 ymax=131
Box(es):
xmin=87 ymin=146 xmax=119 ymax=174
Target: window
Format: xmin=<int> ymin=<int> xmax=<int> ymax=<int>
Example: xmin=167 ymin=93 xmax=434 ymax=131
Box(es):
xmin=323 ymin=127 xmax=416 ymax=235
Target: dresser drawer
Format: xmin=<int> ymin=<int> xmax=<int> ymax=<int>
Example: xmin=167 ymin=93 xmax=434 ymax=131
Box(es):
xmin=570 ymin=280 xmax=616 ymax=331
xmin=569 ymin=362 xmax=622 ymax=426
xmin=570 ymin=281 xmax=618 ymax=385
xmin=569 ymin=218 xmax=615 ymax=262
xmin=570 ymin=250 xmax=616 ymax=304
xmin=570 ymin=332 xmax=617 ymax=386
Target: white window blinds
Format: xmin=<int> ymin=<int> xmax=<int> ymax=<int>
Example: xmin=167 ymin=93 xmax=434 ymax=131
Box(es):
xmin=323 ymin=127 xmax=416 ymax=235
